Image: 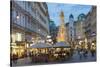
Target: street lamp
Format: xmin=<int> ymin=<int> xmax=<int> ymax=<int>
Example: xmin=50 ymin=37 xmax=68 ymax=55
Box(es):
xmin=78 ymin=36 xmax=81 ymax=39
xmin=47 ymin=35 xmax=51 ymax=38
xmin=48 ymin=39 xmax=52 ymax=42
xmin=38 ymin=29 xmax=40 ymax=32
xmin=16 ymin=15 xmax=20 ymax=19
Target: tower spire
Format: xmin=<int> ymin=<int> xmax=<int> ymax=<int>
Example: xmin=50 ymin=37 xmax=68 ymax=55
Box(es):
xmin=57 ymin=11 xmax=67 ymax=43
xmin=60 ymin=11 xmax=64 ymax=25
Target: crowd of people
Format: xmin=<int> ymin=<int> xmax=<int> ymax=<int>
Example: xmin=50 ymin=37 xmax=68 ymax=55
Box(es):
xmin=29 ymin=49 xmax=71 ymax=63
xmin=76 ymin=43 xmax=96 ymax=59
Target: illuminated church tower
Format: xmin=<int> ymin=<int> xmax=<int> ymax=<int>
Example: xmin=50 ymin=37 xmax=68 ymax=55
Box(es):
xmin=57 ymin=11 xmax=67 ymax=43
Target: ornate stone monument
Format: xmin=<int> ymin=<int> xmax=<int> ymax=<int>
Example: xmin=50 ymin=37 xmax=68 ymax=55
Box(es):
xmin=57 ymin=11 xmax=68 ymax=43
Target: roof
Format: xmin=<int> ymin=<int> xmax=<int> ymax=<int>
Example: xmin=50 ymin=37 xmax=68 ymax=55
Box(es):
xmin=29 ymin=43 xmax=52 ymax=48
xmin=29 ymin=42 xmax=71 ymax=48
xmin=69 ymin=14 xmax=74 ymax=18
xmin=54 ymin=42 xmax=71 ymax=48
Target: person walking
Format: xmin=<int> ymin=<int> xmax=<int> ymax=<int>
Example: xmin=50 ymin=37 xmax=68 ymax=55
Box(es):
xmin=12 ymin=53 xmax=18 ymax=64
xmin=83 ymin=49 xmax=88 ymax=58
xmin=79 ymin=49 xmax=83 ymax=60
xmin=90 ymin=43 xmax=96 ymax=57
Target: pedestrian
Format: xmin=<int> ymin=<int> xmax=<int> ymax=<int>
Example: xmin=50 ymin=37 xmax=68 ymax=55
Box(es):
xmin=83 ymin=49 xmax=88 ymax=58
xmin=79 ymin=49 xmax=83 ymax=59
xmin=91 ymin=43 xmax=96 ymax=57
xmin=91 ymin=49 xmax=95 ymax=57
xmin=13 ymin=53 xmax=18 ymax=64
xmin=77 ymin=47 xmax=80 ymax=55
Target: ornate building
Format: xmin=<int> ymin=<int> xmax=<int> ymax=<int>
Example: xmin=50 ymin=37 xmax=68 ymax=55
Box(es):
xmin=68 ymin=14 xmax=75 ymax=45
xmin=74 ymin=14 xmax=86 ymax=44
xmin=84 ymin=6 xmax=96 ymax=44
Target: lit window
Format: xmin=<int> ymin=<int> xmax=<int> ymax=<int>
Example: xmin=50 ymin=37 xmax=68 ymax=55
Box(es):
xmin=16 ymin=33 xmax=22 ymax=41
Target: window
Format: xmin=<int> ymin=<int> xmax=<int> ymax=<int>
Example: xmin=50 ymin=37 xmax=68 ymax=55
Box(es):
xmin=16 ymin=33 xmax=22 ymax=41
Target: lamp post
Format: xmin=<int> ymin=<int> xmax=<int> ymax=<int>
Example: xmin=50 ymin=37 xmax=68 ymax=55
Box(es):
xmin=16 ymin=15 xmax=20 ymax=19
xmin=38 ymin=29 xmax=40 ymax=32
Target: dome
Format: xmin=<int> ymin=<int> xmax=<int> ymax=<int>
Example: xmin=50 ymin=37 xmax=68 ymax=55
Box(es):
xmin=69 ymin=14 xmax=74 ymax=18
xmin=78 ymin=13 xmax=86 ymax=21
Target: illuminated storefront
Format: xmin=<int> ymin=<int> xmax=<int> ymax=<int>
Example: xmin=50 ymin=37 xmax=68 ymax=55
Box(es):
xmin=11 ymin=32 xmax=26 ymax=58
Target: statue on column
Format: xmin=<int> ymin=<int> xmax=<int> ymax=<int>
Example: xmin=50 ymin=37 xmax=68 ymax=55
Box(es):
xmin=57 ymin=11 xmax=68 ymax=43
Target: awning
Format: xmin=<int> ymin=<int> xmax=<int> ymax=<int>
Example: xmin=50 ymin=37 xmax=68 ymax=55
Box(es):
xmin=54 ymin=42 xmax=71 ymax=48
xmin=29 ymin=43 xmax=52 ymax=48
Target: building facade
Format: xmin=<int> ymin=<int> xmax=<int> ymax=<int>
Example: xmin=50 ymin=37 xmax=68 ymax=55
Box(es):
xmin=68 ymin=14 xmax=75 ymax=45
xmin=10 ymin=1 xmax=50 ymax=58
xmin=74 ymin=14 xmax=86 ymax=44
xmin=49 ymin=20 xmax=57 ymax=44
xmin=84 ymin=6 xmax=96 ymax=44
xmin=65 ymin=23 xmax=69 ymax=43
